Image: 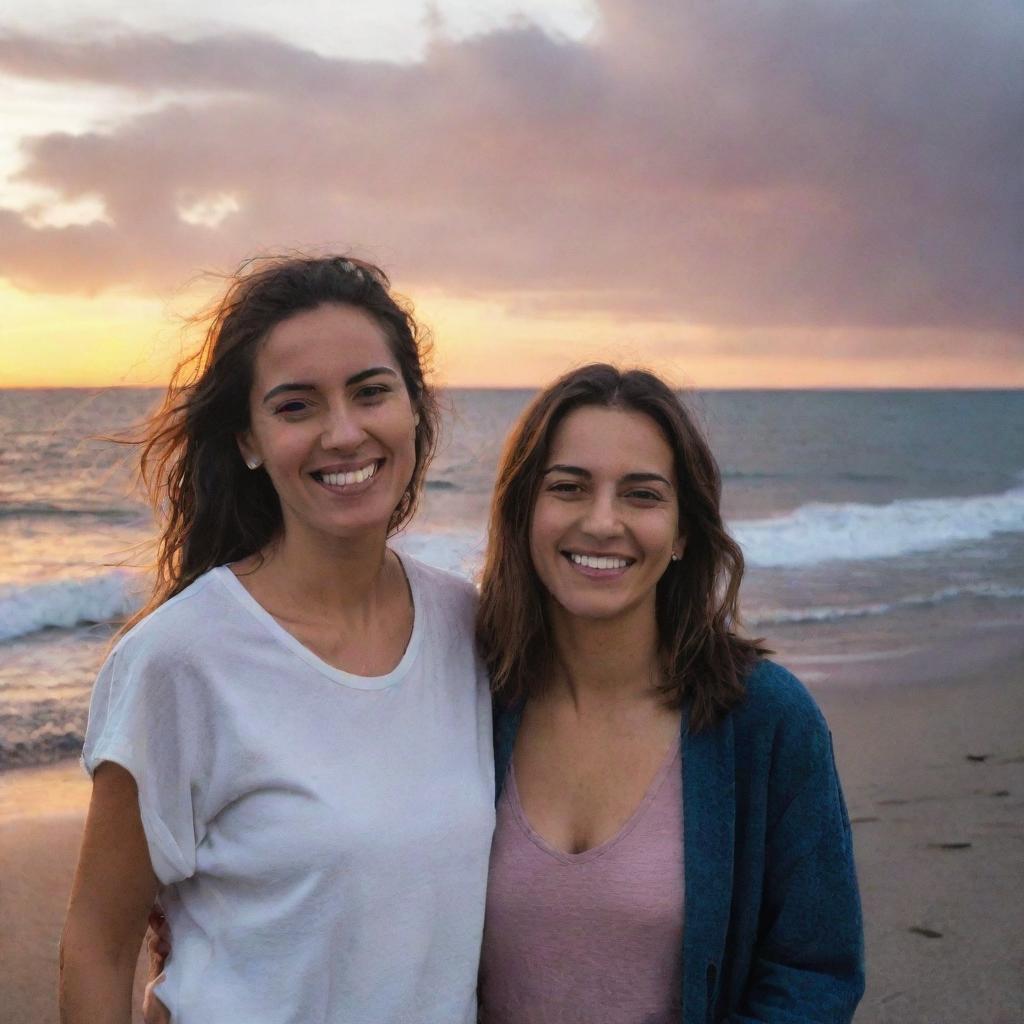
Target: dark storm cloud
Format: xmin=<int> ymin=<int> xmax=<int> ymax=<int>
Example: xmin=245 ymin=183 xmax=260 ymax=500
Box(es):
xmin=0 ymin=0 xmax=1021 ymax=349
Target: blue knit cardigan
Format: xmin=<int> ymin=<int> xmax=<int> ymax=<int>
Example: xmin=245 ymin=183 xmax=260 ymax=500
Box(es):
xmin=492 ymin=660 xmax=865 ymax=1024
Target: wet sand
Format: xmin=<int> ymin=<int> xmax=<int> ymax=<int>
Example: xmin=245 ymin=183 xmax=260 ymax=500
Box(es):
xmin=805 ymin=634 xmax=1024 ymax=1024
xmin=2 ymin=638 xmax=1022 ymax=1024
xmin=0 ymin=763 xmax=150 ymax=1023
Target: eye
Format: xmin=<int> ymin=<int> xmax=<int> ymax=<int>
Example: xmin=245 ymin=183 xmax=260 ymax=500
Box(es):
xmin=625 ymin=487 xmax=665 ymax=503
xmin=547 ymin=480 xmax=584 ymax=496
xmin=355 ymin=383 xmax=391 ymax=400
xmin=274 ymin=399 xmax=310 ymax=415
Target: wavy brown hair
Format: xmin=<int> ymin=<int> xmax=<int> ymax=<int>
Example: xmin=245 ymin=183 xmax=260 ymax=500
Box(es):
xmin=123 ymin=254 xmax=439 ymax=632
xmin=476 ymin=363 xmax=767 ymax=731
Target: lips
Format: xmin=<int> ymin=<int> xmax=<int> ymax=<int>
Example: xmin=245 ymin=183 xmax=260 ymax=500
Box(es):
xmin=561 ymin=550 xmax=636 ymax=575
xmin=311 ymin=458 xmax=382 ymax=490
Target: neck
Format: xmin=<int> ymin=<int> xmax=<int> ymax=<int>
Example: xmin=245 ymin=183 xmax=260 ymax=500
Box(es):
xmin=546 ymin=598 xmax=664 ymax=710
xmin=252 ymin=520 xmax=393 ymax=619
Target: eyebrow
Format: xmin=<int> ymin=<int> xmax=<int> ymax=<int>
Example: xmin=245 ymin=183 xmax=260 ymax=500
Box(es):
xmin=543 ymin=464 xmax=675 ymax=488
xmin=262 ymin=366 xmax=398 ymax=404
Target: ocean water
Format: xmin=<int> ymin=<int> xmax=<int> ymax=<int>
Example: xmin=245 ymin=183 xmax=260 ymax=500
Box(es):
xmin=2 ymin=387 xmax=1023 ymax=768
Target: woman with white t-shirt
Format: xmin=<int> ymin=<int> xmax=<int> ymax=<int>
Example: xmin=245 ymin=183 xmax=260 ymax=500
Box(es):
xmin=59 ymin=256 xmax=496 ymax=1024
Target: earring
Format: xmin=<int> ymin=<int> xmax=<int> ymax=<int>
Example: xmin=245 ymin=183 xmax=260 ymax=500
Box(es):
xmin=414 ymin=412 xmax=421 ymax=427
xmin=670 ymin=552 xmax=680 ymax=562
xmin=246 ymin=457 xmax=263 ymax=470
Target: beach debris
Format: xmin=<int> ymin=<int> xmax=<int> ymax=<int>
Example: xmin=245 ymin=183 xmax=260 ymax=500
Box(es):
xmin=850 ymin=816 xmax=880 ymax=824
xmin=990 ymin=790 xmax=1011 ymax=797
xmin=926 ymin=842 xmax=972 ymax=850
xmin=908 ymin=926 xmax=943 ymax=939
xmin=876 ymin=795 xmax=939 ymax=806
xmin=965 ymin=753 xmax=990 ymax=762
xmin=879 ymin=991 xmax=906 ymax=1006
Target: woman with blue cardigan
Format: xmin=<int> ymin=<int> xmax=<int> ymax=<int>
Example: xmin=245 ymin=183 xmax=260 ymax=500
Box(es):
xmin=475 ymin=364 xmax=863 ymax=1023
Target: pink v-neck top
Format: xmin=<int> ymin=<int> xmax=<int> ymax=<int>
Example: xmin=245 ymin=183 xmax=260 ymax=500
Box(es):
xmin=479 ymin=739 xmax=684 ymax=1024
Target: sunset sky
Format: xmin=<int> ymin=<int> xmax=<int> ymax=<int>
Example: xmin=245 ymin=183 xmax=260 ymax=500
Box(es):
xmin=0 ymin=1 xmax=1021 ymax=388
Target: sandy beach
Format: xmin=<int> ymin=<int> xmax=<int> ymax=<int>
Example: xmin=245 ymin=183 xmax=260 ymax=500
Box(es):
xmin=0 ymin=766 xmax=152 ymax=1023
xmin=2 ymin=635 xmax=1022 ymax=1024
xmin=805 ymin=628 xmax=1024 ymax=1024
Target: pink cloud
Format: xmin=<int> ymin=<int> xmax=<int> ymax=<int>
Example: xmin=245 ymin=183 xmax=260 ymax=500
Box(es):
xmin=0 ymin=0 xmax=1020 ymax=356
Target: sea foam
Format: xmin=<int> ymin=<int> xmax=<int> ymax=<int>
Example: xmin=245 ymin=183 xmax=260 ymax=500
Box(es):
xmin=734 ymin=481 xmax=1024 ymax=568
xmin=0 ymin=572 xmax=142 ymax=643
xmin=393 ymin=529 xmax=486 ymax=576
xmin=748 ymin=582 xmax=1024 ymax=627
xmin=398 ymin=484 xmax=1024 ymax=576
xmin=3 ymin=481 xmax=1023 ymax=644
xmin=0 ymin=537 xmax=488 ymax=644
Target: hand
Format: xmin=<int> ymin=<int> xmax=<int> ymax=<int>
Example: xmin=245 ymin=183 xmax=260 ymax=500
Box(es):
xmin=141 ymin=906 xmax=172 ymax=1024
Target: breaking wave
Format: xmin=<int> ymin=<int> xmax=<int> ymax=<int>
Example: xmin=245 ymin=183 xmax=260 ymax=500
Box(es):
xmin=0 ymin=572 xmax=144 ymax=643
xmin=735 ymin=482 xmax=1024 ymax=568
xmin=5 ymin=478 xmax=1023 ymax=644
xmin=748 ymin=582 xmax=1024 ymax=627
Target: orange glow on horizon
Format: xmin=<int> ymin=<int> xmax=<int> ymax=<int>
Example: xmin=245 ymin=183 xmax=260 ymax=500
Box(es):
xmin=0 ymin=280 xmax=179 ymax=388
xmin=1 ymin=279 xmax=1021 ymax=390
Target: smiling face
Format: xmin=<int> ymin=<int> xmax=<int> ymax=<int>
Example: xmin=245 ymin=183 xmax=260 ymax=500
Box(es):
xmin=237 ymin=302 xmax=418 ymax=546
xmin=529 ymin=405 xmax=685 ymax=627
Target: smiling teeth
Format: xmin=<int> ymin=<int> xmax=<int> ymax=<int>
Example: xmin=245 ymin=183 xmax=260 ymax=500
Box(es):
xmin=321 ymin=463 xmax=377 ymax=487
xmin=570 ymin=554 xmax=629 ymax=570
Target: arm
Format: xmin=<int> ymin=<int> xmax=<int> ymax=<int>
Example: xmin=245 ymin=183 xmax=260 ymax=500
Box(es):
xmin=59 ymin=762 xmax=161 ymax=1024
xmin=732 ymin=732 xmax=864 ymax=1024
xmin=142 ymin=909 xmax=173 ymax=1024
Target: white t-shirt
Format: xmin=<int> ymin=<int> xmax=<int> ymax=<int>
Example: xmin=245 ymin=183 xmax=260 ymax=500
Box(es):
xmin=83 ymin=556 xmax=495 ymax=1024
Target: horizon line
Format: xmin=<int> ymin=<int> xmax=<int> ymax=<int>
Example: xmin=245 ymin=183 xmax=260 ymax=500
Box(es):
xmin=3 ymin=383 xmax=1023 ymax=393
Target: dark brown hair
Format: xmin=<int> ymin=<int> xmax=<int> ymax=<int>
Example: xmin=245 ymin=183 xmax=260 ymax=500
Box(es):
xmin=125 ymin=254 xmax=439 ymax=631
xmin=476 ymin=363 xmax=766 ymax=731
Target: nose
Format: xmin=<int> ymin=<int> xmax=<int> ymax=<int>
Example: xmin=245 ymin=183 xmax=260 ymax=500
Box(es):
xmin=320 ymin=402 xmax=367 ymax=452
xmin=579 ymin=489 xmax=624 ymax=539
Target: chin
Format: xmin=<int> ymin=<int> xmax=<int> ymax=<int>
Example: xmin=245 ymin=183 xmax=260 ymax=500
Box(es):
xmin=551 ymin=594 xmax=635 ymax=623
xmin=307 ymin=507 xmax=395 ymax=540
